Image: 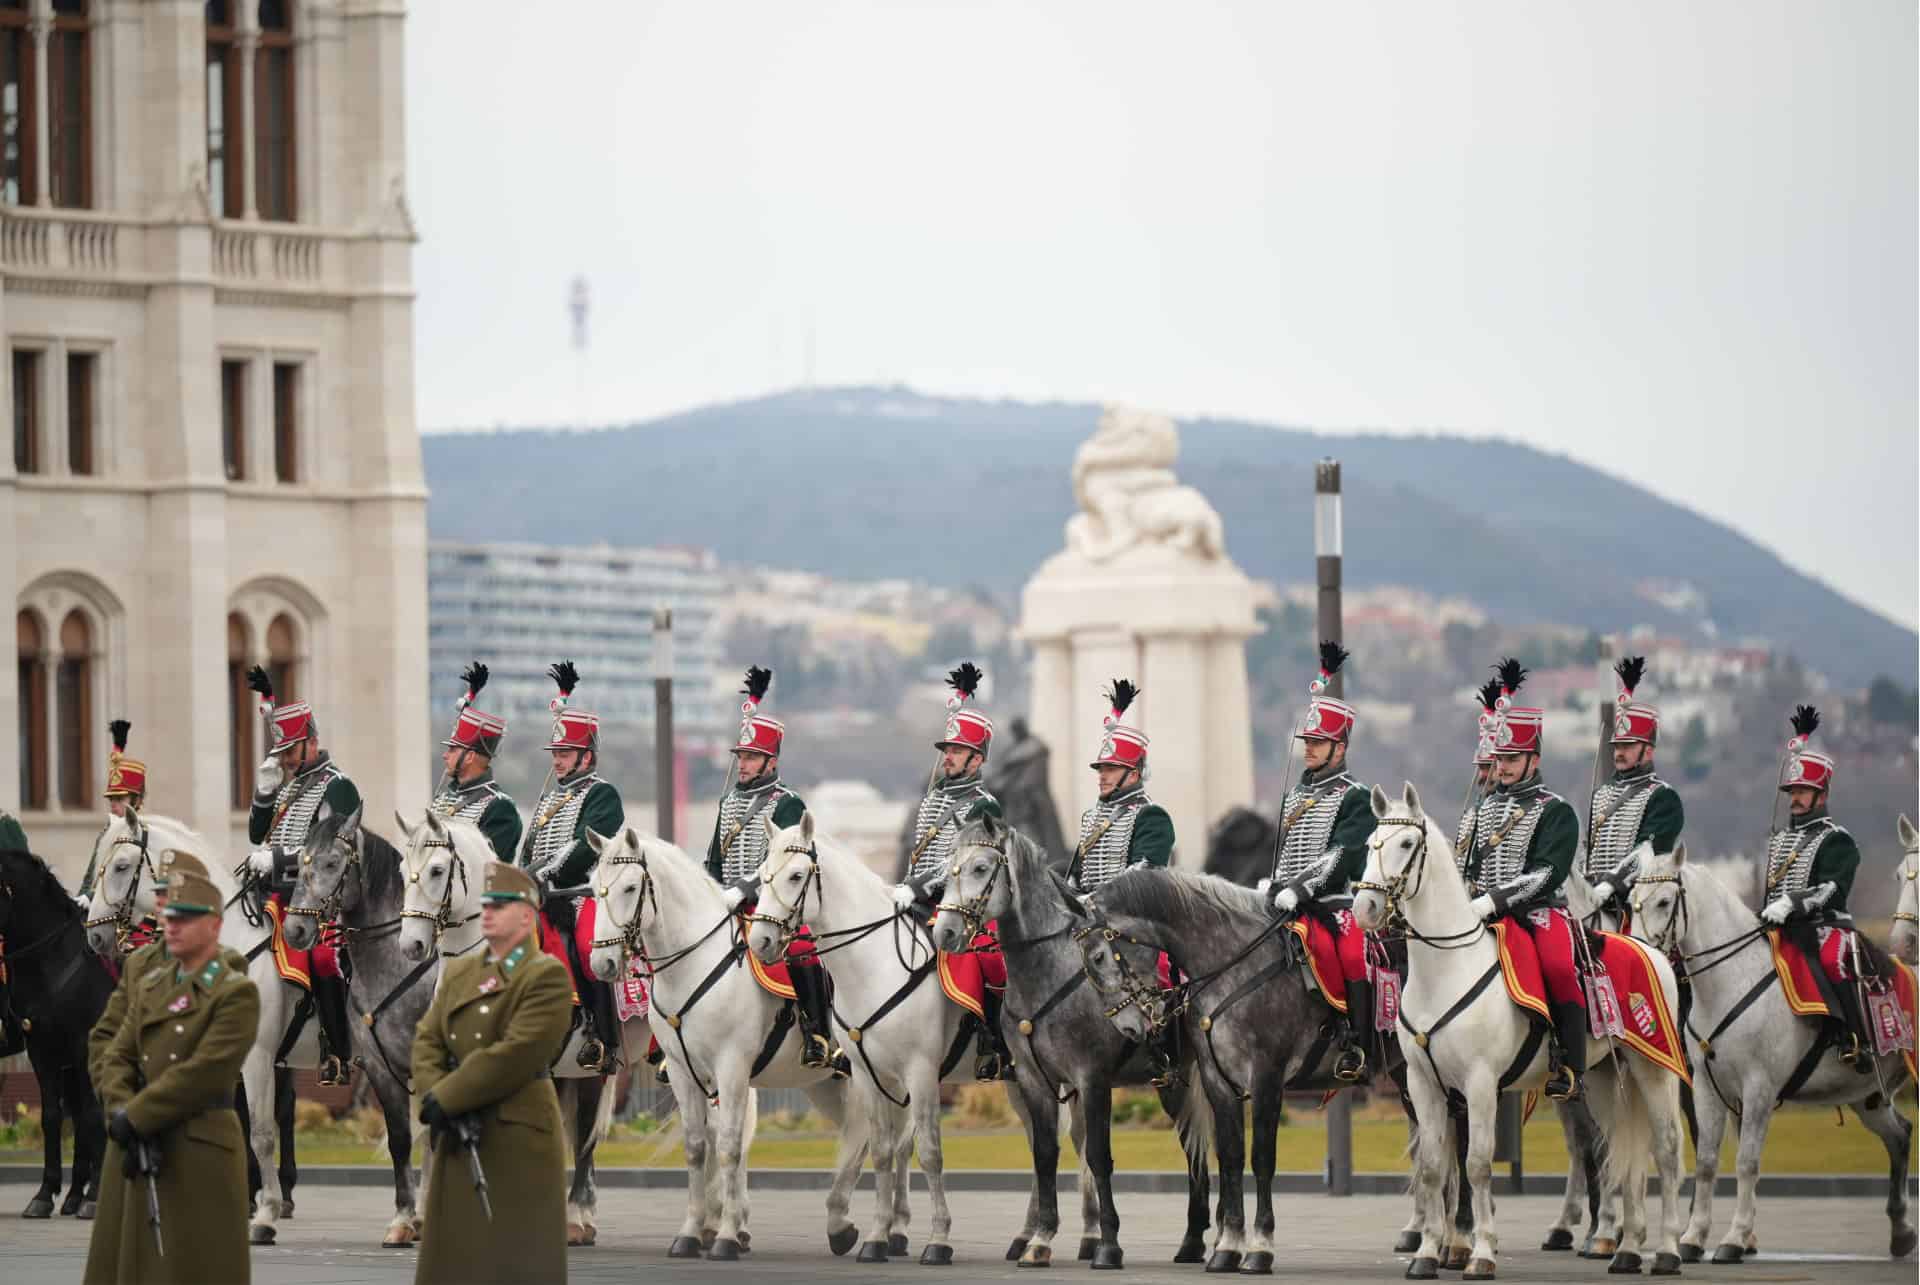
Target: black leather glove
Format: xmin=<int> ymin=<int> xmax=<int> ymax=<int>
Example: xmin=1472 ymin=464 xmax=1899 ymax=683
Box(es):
xmin=107 ymin=1108 xmax=138 ymax=1150
xmin=420 ymin=1093 xmax=451 ymax=1149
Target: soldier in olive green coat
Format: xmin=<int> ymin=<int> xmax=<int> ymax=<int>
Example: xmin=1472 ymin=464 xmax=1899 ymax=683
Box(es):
xmin=85 ymin=863 xmax=261 ymax=1285
xmin=412 ymin=861 xmax=572 ymax=1285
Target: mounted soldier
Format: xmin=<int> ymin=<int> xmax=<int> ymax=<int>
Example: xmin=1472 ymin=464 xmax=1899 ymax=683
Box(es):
xmin=713 ymin=666 xmax=843 ymax=1075
xmin=1067 ymin=679 xmax=1173 ymax=891
xmin=85 ymin=859 xmax=260 ymax=1285
xmin=517 ymin=661 xmax=624 ymax=1073
xmin=1455 ymin=673 xmax=1508 ymax=871
xmin=1462 ymin=700 xmax=1588 ymax=1101
xmin=1584 ymin=657 xmax=1685 ymax=920
xmin=1263 ymin=642 xmax=1377 ymax=1082
xmin=890 ymin=662 xmax=1011 ymax=1080
xmin=77 ymin=720 xmax=148 ymax=903
xmin=243 ymin=668 xmax=357 ymax=1087
xmin=432 ymin=663 xmax=522 ymax=862
xmin=1758 ymin=706 xmax=1870 ymax=1065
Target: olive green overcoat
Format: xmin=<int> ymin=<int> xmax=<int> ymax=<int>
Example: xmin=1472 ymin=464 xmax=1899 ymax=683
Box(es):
xmin=412 ymin=938 xmax=572 ymax=1285
xmin=88 ymin=942 xmax=251 ymax=1091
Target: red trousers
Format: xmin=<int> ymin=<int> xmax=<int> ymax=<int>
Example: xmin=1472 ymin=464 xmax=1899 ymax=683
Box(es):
xmin=1509 ymin=906 xmax=1585 ymax=1008
xmin=1308 ymin=906 xmax=1369 ymax=983
xmin=1814 ymin=924 xmax=1857 ymax=985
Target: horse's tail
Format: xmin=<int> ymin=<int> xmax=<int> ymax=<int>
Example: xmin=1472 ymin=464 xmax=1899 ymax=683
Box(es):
xmin=1599 ymin=1058 xmax=1674 ymax=1210
xmin=1173 ymin=1063 xmax=1212 ymax=1182
xmin=588 ymin=1072 xmax=618 ymax=1152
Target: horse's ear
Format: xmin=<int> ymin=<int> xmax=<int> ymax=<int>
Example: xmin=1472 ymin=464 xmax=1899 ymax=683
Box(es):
xmin=762 ymin=815 xmax=778 ymax=841
xmin=800 ymin=811 xmax=815 ymax=845
xmin=1370 ymin=785 xmax=1392 ymax=818
xmin=623 ymin=828 xmax=640 ymax=851
xmin=423 ymin=811 xmax=447 ymax=840
xmin=123 ymin=803 xmax=141 ymax=835
xmin=1671 ymin=841 xmax=1687 ymax=867
xmin=1900 ymin=814 xmax=1918 ymax=848
xmin=1403 ymin=782 xmax=1423 ymax=816
xmin=586 ymin=827 xmax=611 ymax=856
xmin=395 ymin=811 xmax=419 ymax=841
xmin=344 ymin=803 xmax=364 ymax=835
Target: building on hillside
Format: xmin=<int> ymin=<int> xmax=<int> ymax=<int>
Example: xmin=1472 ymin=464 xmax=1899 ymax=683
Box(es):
xmin=427 ymin=541 xmax=731 ymax=755
xmin=3 ymin=0 xmax=424 ymax=876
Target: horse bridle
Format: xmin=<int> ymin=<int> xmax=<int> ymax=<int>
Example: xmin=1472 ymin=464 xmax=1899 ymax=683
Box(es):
xmin=590 ymin=846 xmax=662 ymax=965
xmin=284 ymin=827 xmax=366 ymax=933
xmin=1352 ymin=815 xmax=1482 ymax=950
xmin=1894 ymin=846 xmax=1919 ymax=931
xmin=400 ymin=831 xmax=475 ymax=947
xmin=933 ymin=835 xmax=1009 ymax=941
xmin=86 ymin=828 xmax=162 ymax=951
xmin=744 ymin=844 xmax=821 ymax=952
xmin=1074 ymin=920 xmax=1173 ymax=1030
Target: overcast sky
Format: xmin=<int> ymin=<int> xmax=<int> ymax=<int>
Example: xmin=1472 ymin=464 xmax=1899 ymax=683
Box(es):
xmin=407 ymin=1 xmax=1917 ymax=630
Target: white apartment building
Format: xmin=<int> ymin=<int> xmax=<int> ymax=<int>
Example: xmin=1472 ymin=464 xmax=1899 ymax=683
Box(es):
xmin=3 ymin=0 xmax=425 ymax=876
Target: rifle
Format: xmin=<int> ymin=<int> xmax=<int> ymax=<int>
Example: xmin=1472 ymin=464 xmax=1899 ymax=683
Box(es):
xmin=450 ymin=1114 xmax=492 ymax=1222
xmin=136 ymin=1137 xmax=164 ymax=1258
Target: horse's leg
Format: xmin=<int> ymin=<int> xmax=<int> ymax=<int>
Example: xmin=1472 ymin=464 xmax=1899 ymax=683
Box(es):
xmin=1403 ymin=1070 xmax=1453 ymax=1277
xmin=1852 ymin=1094 xmax=1918 ymax=1258
xmin=858 ymin=1086 xmax=902 ymax=1263
xmin=1165 ymin=1069 xmax=1211 ymax=1263
xmin=237 ymin=1077 xmax=262 ymax=1204
xmin=1461 ymin=1078 xmax=1499 ymax=1276
xmin=707 ymin=1071 xmax=750 ymax=1258
xmin=813 ymin=1078 xmax=867 ymax=1254
xmin=1017 ymin=1079 xmax=1064 ymax=1266
xmin=243 ymin=1041 xmax=284 ymax=1243
xmin=1204 ymin=1079 xmax=1245 ymax=1270
xmin=1003 ymin=1076 xmax=1050 ymax=1262
xmin=61 ymin=1062 xmax=100 ymax=1216
xmin=666 ymin=1071 xmax=711 ymax=1257
xmin=911 ymin=1063 xmax=955 ymax=1264
xmin=567 ymin=1076 xmax=609 ymax=1245
xmin=1243 ymin=1070 xmax=1281 ymax=1273
xmin=275 ymin=1064 xmax=297 ymax=1214
xmin=1082 ymin=1073 xmax=1123 ymax=1268
xmin=891 ymin=1101 xmax=914 ymax=1254
xmin=1644 ymin=1066 xmax=1687 ymax=1271
xmin=1679 ymin=1081 xmax=1728 ymax=1260
xmin=1715 ymin=1090 xmax=1774 ymax=1262
xmin=24 ymin=1055 xmax=60 ymax=1218
xmin=1448 ymin=1104 xmax=1473 ymax=1266
xmin=1070 ymin=1081 xmax=1098 ymax=1258
xmin=1544 ymin=1101 xmax=1584 ymax=1249
xmin=373 ymin=1061 xmax=418 ymax=1246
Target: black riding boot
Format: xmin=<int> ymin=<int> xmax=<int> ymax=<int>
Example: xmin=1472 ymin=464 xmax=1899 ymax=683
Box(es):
xmin=1148 ymin=1015 xmax=1185 ymax=1090
xmin=1546 ymin=1001 xmax=1588 ymax=1101
xmin=974 ymin=989 xmax=1013 ymax=1082
xmin=1828 ymin=985 xmax=1870 ymax=1069
xmin=1335 ymin=979 xmax=1374 ymax=1082
xmin=578 ymin=978 xmax=623 ymax=1075
xmin=312 ymin=974 xmax=353 ymax=1087
xmin=790 ymin=964 xmax=849 ymax=1078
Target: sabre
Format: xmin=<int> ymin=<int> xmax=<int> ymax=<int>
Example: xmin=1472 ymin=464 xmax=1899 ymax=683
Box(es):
xmin=451 ymin=1113 xmax=492 ymax=1222
xmin=137 ymin=1137 xmax=164 ymax=1257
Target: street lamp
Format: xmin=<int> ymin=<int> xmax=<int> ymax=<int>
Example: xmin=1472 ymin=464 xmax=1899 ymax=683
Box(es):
xmin=653 ymin=608 xmax=675 ymax=844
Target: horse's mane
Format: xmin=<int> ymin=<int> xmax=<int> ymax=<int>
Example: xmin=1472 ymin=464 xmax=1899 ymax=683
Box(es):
xmin=311 ymin=811 xmax=404 ymax=907
xmin=1095 ymin=866 xmax=1269 ymax=936
xmin=0 ymin=848 xmax=83 ymax=925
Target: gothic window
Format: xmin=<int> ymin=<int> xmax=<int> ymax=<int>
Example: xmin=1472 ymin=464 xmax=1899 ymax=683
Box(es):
xmin=227 ymin=611 xmax=252 ymax=807
xmin=55 ymin=608 xmax=92 ymax=808
xmin=16 ymin=609 xmax=46 ymax=809
xmin=205 ymin=0 xmax=241 ymax=218
xmin=0 ymin=1 xmax=34 ymax=206
xmin=47 ymin=0 xmax=89 ymax=209
xmin=255 ymin=0 xmax=295 ymax=221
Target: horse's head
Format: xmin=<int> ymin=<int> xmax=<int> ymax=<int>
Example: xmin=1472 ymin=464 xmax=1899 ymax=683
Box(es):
xmin=586 ymin=824 xmax=657 ymax=981
xmin=395 ymin=810 xmax=483 ymax=963
xmin=1891 ymin=814 xmax=1918 ymax=965
xmin=1353 ymin=782 xmax=1435 ymax=932
xmin=283 ymin=801 xmax=363 ymax=950
xmin=746 ymin=813 xmax=817 ymax=965
xmin=1628 ymin=843 xmax=1690 ymax=955
xmin=86 ymin=810 xmax=158 ymax=956
xmin=1076 ymin=897 xmax=1176 ymax=1045
xmin=930 ymin=813 xmax=1015 ymax=953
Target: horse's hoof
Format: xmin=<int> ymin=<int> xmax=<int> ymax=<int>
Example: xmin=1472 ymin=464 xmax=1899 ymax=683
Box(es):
xmin=831 ymin=1226 xmax=861 ymax=1257
xmin=1463 ymin=1258 xmax=1496 ymax=1280
xmin=738 ymin=1230 xmax=752 ymax=1252
xmin=76 ymin=1201 xmax=96 ymax=1221
xmin=566 ymin=1222 xmax=590 ymax=1247
xmin=1021 ymin=1244 xmax=1054 ymax=1268
xmin=1650 ymin=1252 xmax=1682 ymax=1276
xmin=1394 ymin=1231 xmax=1424 ymax=1254
xmin=1007 ymin=1237 xmax=1031 ymax=1262
xmin=670 ymin=1235 xmax=705 ymax=1259
xmin=859 ymin=1240 xmax=891 ymax=1264
xmin=282 ymin=1199 xmax=295 ymax=1218
xmin=1240 ymin=1251 xmax=1274 ymax=1275
xmin=1405 ymin=1257 xmax=1440 ymax=1281
xmin=1584 ymin=1237 xmax=1619 ymax=1260
xmin=1541 ymin=1228 xmax=1575 ymax=1252
xmin=1174 ymin=1235 xmax=1208 ymax=1264
xmin=890 ymin=1233 xmax=911 ymax=1256
xmin=708 ymin=1237 xmax=742 ymax=1262
xmin=1892 ymin=1226 xmax=1918 ymax=1259
xmin=1677 ymin=1244 xmax=1702 ymax=1264
xmin=1608 ymin=1251 xmax=1643 ymax=1275
xmin=1206 ymin=1250 xmax=1242 ymax=1273
xmin=1079 ymin=1237 xmax=1099 ymax=1261
xmin=1092 ymin=1243 xmax=1124 ymax=1270
xmin=1709 ymin=1245 xmax=1743 ymax=1265
xmin=250 ymin=1224 xmax=277 ymax=1245
xmin=21 ymin=1198 xmax=52 ymax=1219
xmin=59 ymin=1196 xmax=83 ymax=1217
xmin=921 ymin=1244 xmax=954 ymax=1266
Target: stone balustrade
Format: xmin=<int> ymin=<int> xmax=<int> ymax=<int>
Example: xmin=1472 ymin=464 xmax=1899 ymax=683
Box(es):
xmin=1 ymin=207 xmax=340 ymax=291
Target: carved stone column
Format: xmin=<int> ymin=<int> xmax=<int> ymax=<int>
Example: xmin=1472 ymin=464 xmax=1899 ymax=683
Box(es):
xmin=28 ymin=8 xmax=48 ymax=207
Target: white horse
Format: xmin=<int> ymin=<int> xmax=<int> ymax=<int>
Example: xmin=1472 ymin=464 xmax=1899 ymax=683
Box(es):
xmin=1628 ymin=842 xmax=1916 ymax=1262
xmin=393 ymin=810 xmax=626 ymax=1247
xmin=746 ymin=813 xmax=984 ymax=1265
xmin=1351 ymin=784 xmax=1687 ymax=1280
xmin=1892 ymin=814 xmax=1918 ymax=965
xmin=584 ymin=824 xmax=875 ymax=1259
xmin=82 ymin=810 xmax=321 ymax=1247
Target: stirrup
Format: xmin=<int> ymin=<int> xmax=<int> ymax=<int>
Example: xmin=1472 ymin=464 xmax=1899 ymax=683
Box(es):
xmin=1148 ymin=1057 xmax=1184 ymax=1091
xmin=1333 ymin=1045 xmax=1367 ymax=1083
xmin=1545 ymin=1067 xmax=1582 ymax=1102
xmin=799 ymin=1031 xmax=832 ymax=1069
xmin=974 ymin=1051 xmax=1008 ymax=1082
xmin=576 ymin=1035 xmax=608 ymax=1072
xmin=317 ymin=1054 xmax=350 ymax=1087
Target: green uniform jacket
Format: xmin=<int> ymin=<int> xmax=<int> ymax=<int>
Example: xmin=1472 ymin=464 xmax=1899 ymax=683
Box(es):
xmin=0 ymin=809 xmax=27 ymax=852
xmin=1792 ymin=825 xmax=1861 ymax=918
xmin=1321 ymin=786 xmax=1378 ymax=892
xmin=472 ymin=795 xmax=524 ymax=864
xmin=519 ymin=776 xmax=624 ymax=891
xmin=705 ymin=788 xmax=808 ymax=883
xmin=1633 ymin=786 xmax=1685 ymax=854
xmin=1468 ymin=798 xmax=1581 ymax=915
xmin=85 ymin=955 xmax=260 ymax=1285
xmin=87 ymin=942 xmax=251 ymax=1092
xmin=247 ymin=771 xmax=363 ymax=846
xmin=1128 ymin=805 xmax=1176 ymax=868
xmin=412 ymin=940 xmax=572 ymax=1285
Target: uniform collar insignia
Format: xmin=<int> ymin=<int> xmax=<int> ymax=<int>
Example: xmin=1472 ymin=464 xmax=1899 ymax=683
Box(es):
xmin=477 ymin=973 xmax=501 ymax=993
xmin=502 ymin=943 xmax=528 ymax=972
xmin=167 ymin=992 xmax=191 ymax=1013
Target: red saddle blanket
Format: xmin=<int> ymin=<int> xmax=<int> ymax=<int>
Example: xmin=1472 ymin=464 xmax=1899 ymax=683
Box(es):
xmin=1769 ymin=931 xmax=1918 ymax=1076
xmin=537 ymin=900 xmax=600 ymax=1004
xmin=1493 ymin=921 xmax=1689 ymax=1081
xmin=263 ymin=895 xmax=342 ymax=988
xmin=1287 ymin=917 xmax=1350 ymax=1013
xmin=738 ymin=909 xmax=820 ymax=1001
xmin=937 ymin=930 xmax=1007 ymax=1021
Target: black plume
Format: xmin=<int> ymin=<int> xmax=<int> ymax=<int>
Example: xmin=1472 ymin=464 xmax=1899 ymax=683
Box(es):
xmin=1476 ymin=678 xmax=1502 ymax=711
xmin=109 ymin=719 xmax=131 ymax=752
xmin=460 ymin=661 xmax=490 ymax=698
xmin=548 ymin=660 xmax=579 ymax=696
xmin=1789 ymin=705 xmax=1820 ymax=739
xmin=947 ymin=662 xmax=984 ymax=701
xmin=1318 ymin=640 xmax=1351 ymax=675
xmin=741 ymin=665 xmax=773 ymax=702
xmin=1614 ymin=655 xmax=1646 ymax=698
xmin=1106 ymin=679 xmax=1140 ymax=716
xmin=246 ymin=664 xmax=273 ymax=700
xmin=1493 ymin=657 xmax=1528 ymax=693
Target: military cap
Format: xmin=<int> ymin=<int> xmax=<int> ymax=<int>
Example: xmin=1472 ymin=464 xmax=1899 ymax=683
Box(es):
xmin=482 ymin=860 xmax=540 ymax=906
xmin=163 ymin=863 xmax=222 ymax=916
xmin=156 ymin=848 xmax=209 ymax=890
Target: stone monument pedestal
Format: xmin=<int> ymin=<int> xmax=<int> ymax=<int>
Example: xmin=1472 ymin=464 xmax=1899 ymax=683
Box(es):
xmin=1018 ymin=407 xmax=1260 ymax=866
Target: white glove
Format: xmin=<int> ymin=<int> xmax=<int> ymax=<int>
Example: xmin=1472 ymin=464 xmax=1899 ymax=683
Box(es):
xmin=74 ymin=892 xmax=91 ymax=910
xmin=255 ymin=756 xmax=283 ymax=798
xmin=1591 ymin=881 xmax=1616 ymax=905
xmin=248 ymin=845 xmax=276 ymax=876
xmin=1470 ymin=894 xmax=1497 ymax=922
xmin=721 ymin=885 xmax=747 ymax=911
xmin=1761 ymin=896 xmax=1793 ymax=925
xmin=892 ymin=883 xmax=918 ymax=910
xmin=1273 ymin=886 xmax=1300 ymax=914
xmin=1254 ymin=878 xmax=1271 ymax=896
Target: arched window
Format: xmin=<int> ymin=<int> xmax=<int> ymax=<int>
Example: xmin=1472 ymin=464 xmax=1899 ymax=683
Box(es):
xmin=56 ymin=608 xmax=92 ymax=808
xmin=205 ymin=0 xmax=241 ymax=218
xmin=16 ymin=609 xmax=47 ymax=808
xmin=47 ymin=0 xmax=89 ymax=209
xmin=267 ymin=611 xmax=298 ymax=701
xmin=228 ymin=611 xmax=253 ymax=808
xmin=255 ymin=0 xmax=295 ymax=221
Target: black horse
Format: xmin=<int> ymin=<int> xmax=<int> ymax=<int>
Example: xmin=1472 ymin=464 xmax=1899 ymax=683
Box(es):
xmin=0 ymin=848 xmax=114 ymax=1220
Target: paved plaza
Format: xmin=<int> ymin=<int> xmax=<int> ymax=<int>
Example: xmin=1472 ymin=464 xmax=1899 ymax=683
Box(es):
xmin=2 ymin=1181 xmax=1913 ymax=1284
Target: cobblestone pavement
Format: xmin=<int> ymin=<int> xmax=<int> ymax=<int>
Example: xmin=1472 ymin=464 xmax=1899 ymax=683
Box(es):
xmin=2 ymin=1181 xmax=1912 ymax=1283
